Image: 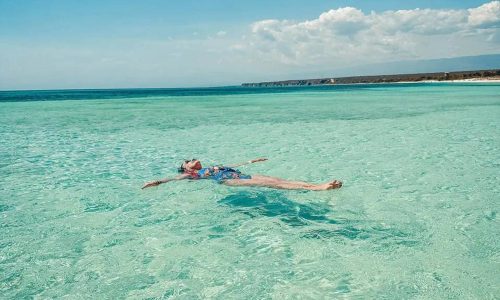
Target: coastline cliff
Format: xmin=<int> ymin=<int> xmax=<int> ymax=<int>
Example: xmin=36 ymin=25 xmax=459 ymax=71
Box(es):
xmin=242 ymin=69 xmax=500 ymax=87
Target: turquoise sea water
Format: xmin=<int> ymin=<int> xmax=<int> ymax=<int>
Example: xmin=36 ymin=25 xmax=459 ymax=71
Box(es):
xmin=1 ymin=83 xmax=499 ymax=298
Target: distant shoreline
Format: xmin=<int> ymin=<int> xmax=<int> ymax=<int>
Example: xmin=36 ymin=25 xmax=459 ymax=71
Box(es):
xmin=418 ymin=77 xmax=500 ymax=83
xmin=242 ymin=69 xmax=500 ymax=87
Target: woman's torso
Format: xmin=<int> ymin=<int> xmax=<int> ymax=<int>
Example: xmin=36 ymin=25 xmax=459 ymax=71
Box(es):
xmin=195 ymin=166 xmax=251 ymax=182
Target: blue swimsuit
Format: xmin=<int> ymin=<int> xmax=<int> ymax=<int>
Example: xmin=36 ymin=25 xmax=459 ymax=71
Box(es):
xmin=197 ymin=166 xmax=251 ymax=182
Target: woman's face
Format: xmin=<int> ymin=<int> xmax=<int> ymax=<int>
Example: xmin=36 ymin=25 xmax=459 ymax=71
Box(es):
xmin=183 ymin=159 xmax=202 ymax=171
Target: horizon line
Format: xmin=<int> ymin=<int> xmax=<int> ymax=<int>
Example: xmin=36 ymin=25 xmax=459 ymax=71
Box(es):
xmin=2 ymin=68 xmax=500 ymax=93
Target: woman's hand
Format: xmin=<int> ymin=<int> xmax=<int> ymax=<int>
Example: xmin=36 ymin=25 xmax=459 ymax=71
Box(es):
xmin=251 ymin=158 xmax=268 ymax=163
xmin=141 ymin=180 xmax=161 ymax=189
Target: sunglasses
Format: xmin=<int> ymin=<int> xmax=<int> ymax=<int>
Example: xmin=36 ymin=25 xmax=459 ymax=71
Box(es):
xmin=184 ymin=158 xmax=197 ymax=163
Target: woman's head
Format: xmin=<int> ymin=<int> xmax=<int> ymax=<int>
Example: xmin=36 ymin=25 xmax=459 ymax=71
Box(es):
xmin=178 ymin=159 xmax=202 ymax=173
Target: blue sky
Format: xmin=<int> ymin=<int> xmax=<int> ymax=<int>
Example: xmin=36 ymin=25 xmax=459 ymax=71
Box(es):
xmin=0 ymin=0 xmax=499 ymax=89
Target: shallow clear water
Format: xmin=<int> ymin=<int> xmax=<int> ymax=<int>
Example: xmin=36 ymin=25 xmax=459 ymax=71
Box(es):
xmin=1 ymin=83 xmax=499 ymax=298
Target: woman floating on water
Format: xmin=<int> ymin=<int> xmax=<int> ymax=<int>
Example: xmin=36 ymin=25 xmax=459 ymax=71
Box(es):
xmin=142 ymin=158 xmax=342 ymax=191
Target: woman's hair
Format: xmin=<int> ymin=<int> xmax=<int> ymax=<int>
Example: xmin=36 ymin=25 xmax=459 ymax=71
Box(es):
xmin=178 ymin=159 xmax=196 ymax=173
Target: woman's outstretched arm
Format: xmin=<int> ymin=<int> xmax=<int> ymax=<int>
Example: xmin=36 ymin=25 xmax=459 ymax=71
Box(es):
xmin=141 ymin=173 xmax=190 ymax=189
xmin=226 ymin=158 xmax=268 ymax=168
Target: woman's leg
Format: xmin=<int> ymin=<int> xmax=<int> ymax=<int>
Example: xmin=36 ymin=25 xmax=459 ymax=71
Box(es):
xmin=252 ymin=175 xmax=336 ymax=187
xmin=223 ymin=175 xmax=342 ymax=190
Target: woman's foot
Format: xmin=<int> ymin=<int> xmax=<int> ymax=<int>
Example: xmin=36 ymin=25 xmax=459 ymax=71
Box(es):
xmin=309 ymin=180 xmax=342 ymax=191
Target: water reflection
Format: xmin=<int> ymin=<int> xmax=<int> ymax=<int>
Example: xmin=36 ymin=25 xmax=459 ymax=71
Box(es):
xmin=218 ymin=191 xmax=341 ymax=227
xmin=218 ymin=191 xmax=422 ymax=247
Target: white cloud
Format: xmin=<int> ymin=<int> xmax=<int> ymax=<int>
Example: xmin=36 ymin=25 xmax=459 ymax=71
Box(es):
xmin=468 ymin=1 xmax=500 ymax=27
xmin=375 ymin=8 xmax=467 ymax=35
xmin=240 ymin=1 xmax=500 ymax=67
xmin=309 ymin=7 xmax=370 ymax=35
